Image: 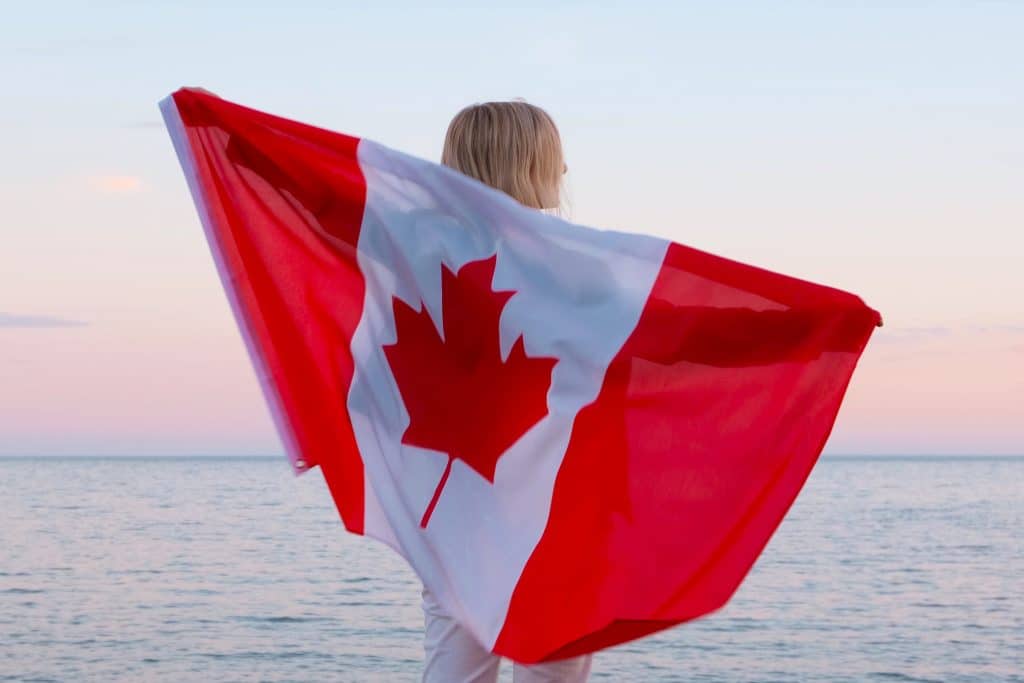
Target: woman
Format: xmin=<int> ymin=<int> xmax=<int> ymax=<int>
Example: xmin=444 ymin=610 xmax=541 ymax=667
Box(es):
xmin=419 ymin=101 xmax=592 ymax=683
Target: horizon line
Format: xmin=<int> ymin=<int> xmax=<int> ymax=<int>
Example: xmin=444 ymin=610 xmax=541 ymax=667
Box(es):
xmin=0 ymin=453 xmax=1021 ymax=460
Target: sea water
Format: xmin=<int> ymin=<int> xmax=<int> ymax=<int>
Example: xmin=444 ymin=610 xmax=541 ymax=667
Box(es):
xmin=1 ymin=456 xmax=1020 ymax=682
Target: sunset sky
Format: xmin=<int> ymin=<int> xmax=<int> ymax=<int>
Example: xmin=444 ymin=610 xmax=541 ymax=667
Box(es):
xmin=2 ymin=2 xmax=1021 ymax=456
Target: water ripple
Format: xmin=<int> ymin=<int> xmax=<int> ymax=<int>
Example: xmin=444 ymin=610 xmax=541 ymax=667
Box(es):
xmin=0 ymin=456 xmax=1020 ymax=682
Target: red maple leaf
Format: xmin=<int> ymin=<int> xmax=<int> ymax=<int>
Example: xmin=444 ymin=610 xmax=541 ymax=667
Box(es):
xmin=383 ymin=254 xmax=558 ymax=528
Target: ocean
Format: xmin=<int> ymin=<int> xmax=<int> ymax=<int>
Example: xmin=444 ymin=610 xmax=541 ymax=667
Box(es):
xmin=1 ymin=456 xmax=1020 ymax=682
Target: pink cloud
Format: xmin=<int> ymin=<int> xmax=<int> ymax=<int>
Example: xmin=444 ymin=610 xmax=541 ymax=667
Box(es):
xmin=87 ymin=175 xmax=143 ymax=193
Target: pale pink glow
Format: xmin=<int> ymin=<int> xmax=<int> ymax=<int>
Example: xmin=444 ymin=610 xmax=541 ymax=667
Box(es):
xmin=0 ymin=320 xmax=279 ymax=455
xmin=86 ymin=175 xmax=144 ymax=193
xmin=827 ymin=326 xmax=1024 ymax=454
xmin=1 ymin=175 xmax=1021 ymax=455
xmin=3 ymin=312 xmax=1021 ymax=455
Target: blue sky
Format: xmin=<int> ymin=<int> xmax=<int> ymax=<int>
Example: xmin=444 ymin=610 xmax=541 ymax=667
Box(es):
xmin=1 ymin=2 xmax=1021 ymax=455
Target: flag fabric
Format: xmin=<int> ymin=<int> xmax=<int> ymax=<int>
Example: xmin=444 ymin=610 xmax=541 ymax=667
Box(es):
xmin=160 ymin=87 xmax=882 ymax=663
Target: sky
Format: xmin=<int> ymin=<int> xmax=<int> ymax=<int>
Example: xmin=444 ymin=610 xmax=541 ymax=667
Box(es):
xmin=1 ymin=1 xmax=1021 ymax=456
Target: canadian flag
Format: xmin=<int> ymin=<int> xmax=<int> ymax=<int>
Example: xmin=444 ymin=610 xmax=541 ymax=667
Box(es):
xmin=161 ymin=88 xmax=882 ymax=663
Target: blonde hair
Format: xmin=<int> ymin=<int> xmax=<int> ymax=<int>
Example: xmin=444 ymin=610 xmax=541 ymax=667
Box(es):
xmin=442 ymin=100 xmax=565 ymax=211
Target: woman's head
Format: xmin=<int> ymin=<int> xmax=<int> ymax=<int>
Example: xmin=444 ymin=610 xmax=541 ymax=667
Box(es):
xmin=442 ymin=100 xmax=565 ymax=211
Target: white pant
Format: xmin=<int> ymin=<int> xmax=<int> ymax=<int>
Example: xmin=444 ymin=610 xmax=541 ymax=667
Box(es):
xmin=421 ymin=586 xmax=592 ymax=683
